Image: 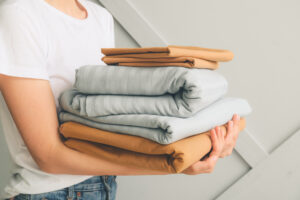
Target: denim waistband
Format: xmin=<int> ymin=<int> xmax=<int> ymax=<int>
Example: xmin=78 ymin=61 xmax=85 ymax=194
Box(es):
xmin=10 ymin=175 xmax=117 ymax=200
xmin=70 ymin=175 xmax=116 ymax=192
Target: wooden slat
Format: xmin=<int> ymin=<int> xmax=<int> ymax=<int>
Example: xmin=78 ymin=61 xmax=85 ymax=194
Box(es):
xmin=99 ymin=0 xmax=167 ymax=47
xmin=234 ymin=128 xmax=268 ymax=168
xmin=216 ymin=129 xmax=300 ymax=200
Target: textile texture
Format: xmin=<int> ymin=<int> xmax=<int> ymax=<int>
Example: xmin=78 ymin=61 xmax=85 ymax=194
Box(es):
xmin=101 ymin=45 xmax=234 ymax=62
xmin=59 ymin=118 xmax=246 ymax=173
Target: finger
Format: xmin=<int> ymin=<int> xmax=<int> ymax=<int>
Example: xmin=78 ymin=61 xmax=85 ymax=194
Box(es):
xmin=210 ymin=128 xmax=217 ymax=143
xmin=211 ymin=129 xmax=222 ymax=154
xmin=220 ymin=127 xmax=226 ymax=142
xmin=225 ymin=120 xmax=234 ymax=141
xmin=200 ymin=155 xmax=218 ymax=171
xmin=217 ymin=127 xmax=226 ymax=152
xmin=216 ymin=126 xmax=225 ymax=144
xmin=233 ymin=114 xmax=240 ymax=127
xmin=186 ymin=154 xmax=218 ymax=174
xmin=220 ymin=149 xmax=233 ymax=158
xmin=215 ymin=126 xmax=221 ymax=142
xmin=211 ymin=128 xmax=217 ymax=143
xmin=232 ymin=114 xmax=241 ymax=141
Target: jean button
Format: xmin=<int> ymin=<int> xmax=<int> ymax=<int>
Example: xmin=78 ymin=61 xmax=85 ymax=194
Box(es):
xmin=77 ymin=192 xmax=81 ymax=197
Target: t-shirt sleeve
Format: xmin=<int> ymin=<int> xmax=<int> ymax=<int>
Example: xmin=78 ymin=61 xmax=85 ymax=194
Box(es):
xmin=0 ymin=5 xmax=49 ymax=80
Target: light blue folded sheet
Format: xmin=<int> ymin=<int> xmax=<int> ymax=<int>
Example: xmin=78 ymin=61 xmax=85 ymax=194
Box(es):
xmin=59 ymin=95 xmax=252 ymax=144
xmin=70 ymin=65 xmax=228 ymax=118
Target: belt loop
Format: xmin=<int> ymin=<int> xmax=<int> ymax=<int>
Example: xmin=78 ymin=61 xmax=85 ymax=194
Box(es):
xmin=101 ymin=175 xmax=111 ymax=200
xmin=67 ymin=185 xmax=74 ymax=200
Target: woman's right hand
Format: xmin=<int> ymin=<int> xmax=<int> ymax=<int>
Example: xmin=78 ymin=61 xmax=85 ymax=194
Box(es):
xmin=181 ymin=126 xmax=226 ymax=175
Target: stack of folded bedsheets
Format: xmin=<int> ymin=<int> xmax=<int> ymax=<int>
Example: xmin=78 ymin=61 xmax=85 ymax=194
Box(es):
xmin=58 ymin=45 xmax=252 ymax=173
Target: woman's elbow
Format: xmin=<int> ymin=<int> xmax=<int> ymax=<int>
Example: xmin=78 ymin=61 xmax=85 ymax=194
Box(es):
xmin=33 ymin=143 xmax=64 ymax=174
xmin=37 ymin=159 xmax=60 ymax=174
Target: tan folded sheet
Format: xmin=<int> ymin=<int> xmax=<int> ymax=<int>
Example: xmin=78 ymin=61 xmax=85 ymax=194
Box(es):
xmin=101 ymin=45 xmax=234 ymax=62
xmin=59 ymin=118 xmax=246 ymax=173
xmin=102 ymin=56 xmax=219 ymax=69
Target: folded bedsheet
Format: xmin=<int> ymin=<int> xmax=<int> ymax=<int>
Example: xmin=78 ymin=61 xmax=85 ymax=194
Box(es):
xmin=59 ymin=96 xmax=252 ymax=144
xmin=59 ymin=118 xmax=246 ymax=173
xmin=68 ymin=65 xmax=228 ymax=118
xmin=101 ymin=56 xmax=219 ymax=69
xmin=101 ymin=45 xmax=234 ymax=62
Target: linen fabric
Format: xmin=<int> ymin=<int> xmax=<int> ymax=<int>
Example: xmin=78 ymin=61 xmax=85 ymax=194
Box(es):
xmin=59 ymin=118 xmax=246 ymax=173
xmin=102 ymin=56 xmax=219 ymax=69
xmin=66 ymin=65 xmax=228 ymax=118
xmin=59 ymin=96 xmax=252 ymax=144
xmin=101 ymin=45 xmax=234 ymax=62
xmin=0 ymin=0 xmax=115 ymax=198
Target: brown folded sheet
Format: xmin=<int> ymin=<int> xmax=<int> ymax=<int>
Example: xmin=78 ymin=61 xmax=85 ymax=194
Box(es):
xmin=101 ymin=45 xmax=234 ymax=62
xmin=102 ymin=56 xmax=219 ymax=69
xmin=59 ymin=118 xmax=245 ymax=173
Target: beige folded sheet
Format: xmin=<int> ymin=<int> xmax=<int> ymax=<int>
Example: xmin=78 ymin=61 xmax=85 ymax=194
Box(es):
xmin=102 ymin=56 xmax=219 ymax=69
xmin=59 ymin=118 xmax=246 ymax=173
xmin=101 ymin=45 xmax=234 ymax=62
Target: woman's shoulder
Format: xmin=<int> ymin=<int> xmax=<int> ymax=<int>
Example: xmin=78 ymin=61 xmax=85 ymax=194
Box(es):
xmin=0 ymin=0 xmax=39 ymax=11
xmin=0 ymin=0 xmax=42 ymax=20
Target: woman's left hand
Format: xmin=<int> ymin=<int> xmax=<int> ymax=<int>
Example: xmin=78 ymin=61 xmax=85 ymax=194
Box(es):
xmin=218 ymin=113 xmax=241 ymax=158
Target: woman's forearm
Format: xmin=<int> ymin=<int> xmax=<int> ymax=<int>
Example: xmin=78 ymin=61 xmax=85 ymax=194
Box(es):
xmin=45 ymin=141 xmax=170 ymax=176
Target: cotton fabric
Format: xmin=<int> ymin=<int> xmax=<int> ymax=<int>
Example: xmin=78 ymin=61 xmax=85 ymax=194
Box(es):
xmin=101 ymin=45 xmax=234 ymax=62
xmin=102 ymin=56 xmax=219 ymax=69
xmin=59 ymin=94 xmax=252 ymax=144
xmin=66 ymin=65 xmax=228 ymax=118
xmin=0 ymin=0 xmax=115 ymax=198
xmin=59 ymin=118 xmax=246 ymax=173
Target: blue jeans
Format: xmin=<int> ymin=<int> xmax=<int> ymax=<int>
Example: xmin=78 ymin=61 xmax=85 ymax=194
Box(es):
xmin=11 ymin=175 xmax=117 ymax=200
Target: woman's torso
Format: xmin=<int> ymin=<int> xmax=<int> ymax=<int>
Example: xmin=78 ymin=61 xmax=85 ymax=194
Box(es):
xmin=0 ymin=0 xmax=114 ymax=198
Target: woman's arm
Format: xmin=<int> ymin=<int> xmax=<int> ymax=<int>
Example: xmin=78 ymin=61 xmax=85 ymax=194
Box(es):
xmin=0 ymin=74 xmax=226 ymax=176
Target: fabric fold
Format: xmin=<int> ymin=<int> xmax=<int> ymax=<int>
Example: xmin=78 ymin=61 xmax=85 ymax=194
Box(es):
xmin=59 ymin=118 xmax=246 ymax=173
xmin=101 ymin=56 xmax=219 ymax=69
xmin=101 ymin=45 xmax=234 ymax=62
xmin=69 ymin=65 xmax=228 ymax=118
xmin=59 ymin=95 xmax=252 ymax=144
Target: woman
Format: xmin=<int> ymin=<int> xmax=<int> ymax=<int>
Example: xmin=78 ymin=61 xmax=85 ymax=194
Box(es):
xmin=0 ymin=0 xmax=241 ymax=199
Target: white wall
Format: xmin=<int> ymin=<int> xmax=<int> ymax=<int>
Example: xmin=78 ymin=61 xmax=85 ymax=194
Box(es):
xmin=99 ymin=0 xmax=300 ymax=199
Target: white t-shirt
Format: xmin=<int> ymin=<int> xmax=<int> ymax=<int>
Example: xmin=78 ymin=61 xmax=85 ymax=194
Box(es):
xmin=0 ymin=0 xmax=115 ymax=198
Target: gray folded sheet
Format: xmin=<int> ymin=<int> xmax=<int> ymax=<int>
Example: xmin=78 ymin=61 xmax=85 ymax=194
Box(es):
xmin=59 ymin=96 xmax=252 ymax=144
xmin=59 ymin=65 xmax=252 ymax=144
xmin=69 ymin=65 xmax=228 ymax=117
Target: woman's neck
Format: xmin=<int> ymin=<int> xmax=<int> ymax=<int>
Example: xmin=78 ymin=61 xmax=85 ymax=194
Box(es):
xmin=44 ymin=0 xmax=88 ymax=20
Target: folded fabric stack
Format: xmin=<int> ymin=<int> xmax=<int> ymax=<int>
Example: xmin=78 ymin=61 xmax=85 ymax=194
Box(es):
xmin=101 ymin=45 xmax=234 ymax=69
xmin=58 ymin=46 xmax=252 ymax=174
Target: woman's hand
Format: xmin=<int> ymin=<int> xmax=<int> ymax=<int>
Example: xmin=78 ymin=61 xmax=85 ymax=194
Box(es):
xmin=182 ymin=125 xmax=226 ymax=175
xmin=182 ymin=113 xmax=241 ymax=175
xmin=219 ymin=114 xmax=241 ymax=158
